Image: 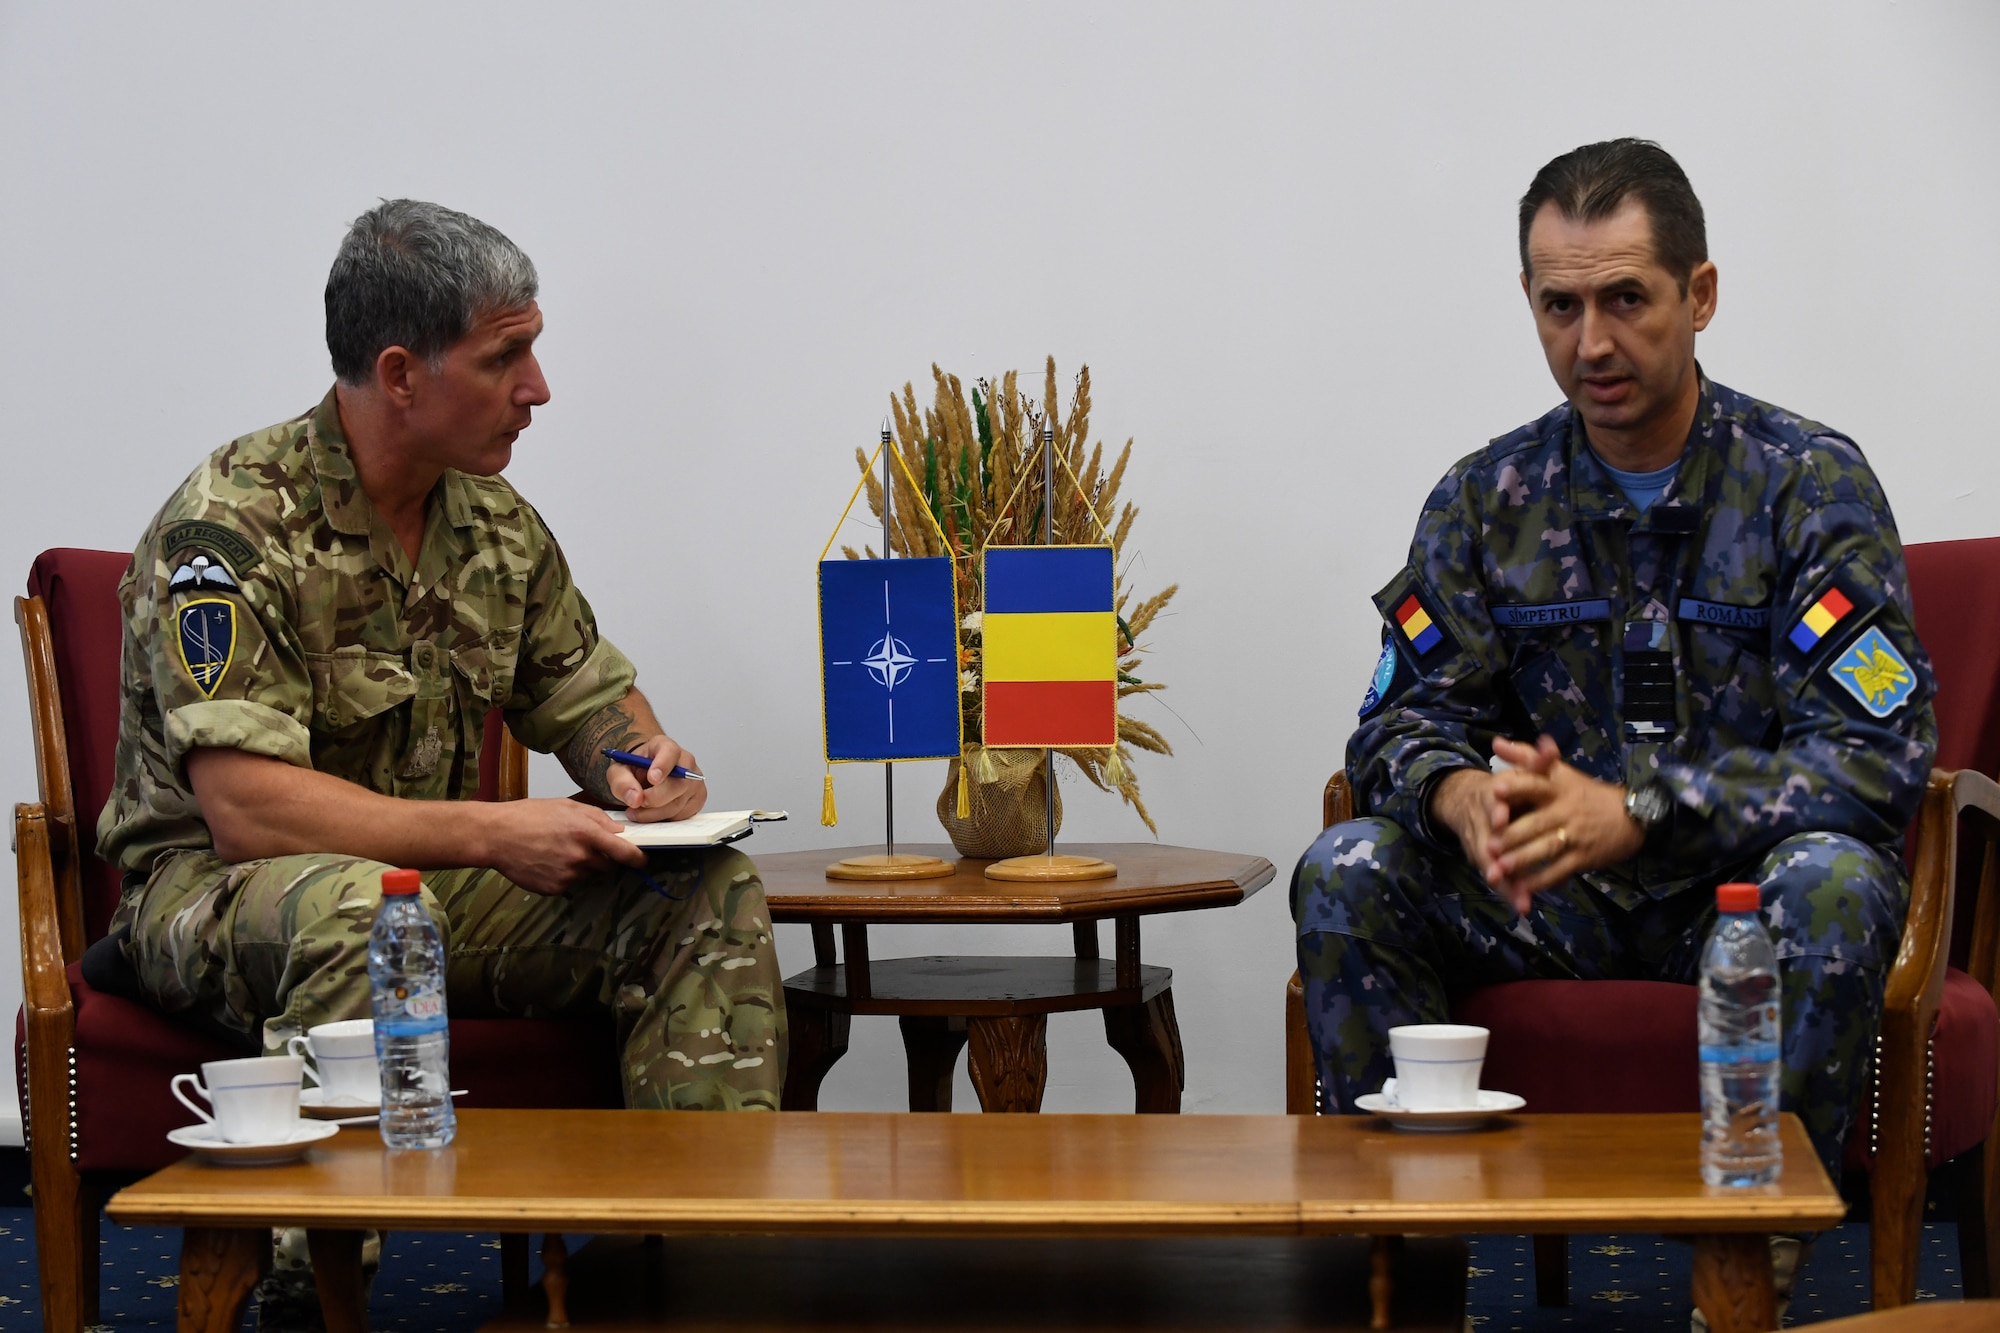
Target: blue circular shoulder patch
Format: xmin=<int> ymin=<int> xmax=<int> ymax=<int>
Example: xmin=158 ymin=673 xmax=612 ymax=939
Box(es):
xmin=1358 ymin=641 xmax=1398 ymax=716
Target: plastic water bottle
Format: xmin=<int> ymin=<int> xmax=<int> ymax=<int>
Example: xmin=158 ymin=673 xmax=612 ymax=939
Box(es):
xmin=368 ymin=868 xmax=455 ymax=1149
xmin=1698 ymin=881 xmax=1781 ymax=1186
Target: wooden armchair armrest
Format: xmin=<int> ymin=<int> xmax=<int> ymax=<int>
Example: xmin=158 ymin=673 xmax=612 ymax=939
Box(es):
xmin=1955 ymin=769 xmax=2000 ymax=996
xmin=1882 ymin=770 xmax=1957 ymax=1024
xmin=15 ymin=802 xmax=77 ymax=1019
xmin=1323 ymin=771 xmax=1354 ymax=831
xmin=1872 ymin=767 xmax=1957 ymax=1279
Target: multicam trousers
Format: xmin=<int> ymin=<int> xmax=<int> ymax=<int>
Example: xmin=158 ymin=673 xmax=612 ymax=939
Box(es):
xmin=124 ymin=846 xmax=787 ymax=1112
xmin=1292 ymin=817 xmax=1905 ymax=1181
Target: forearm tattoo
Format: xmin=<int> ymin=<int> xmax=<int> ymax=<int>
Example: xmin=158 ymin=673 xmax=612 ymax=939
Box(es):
xmin=561 ymin=701 xmax=644 ymax=804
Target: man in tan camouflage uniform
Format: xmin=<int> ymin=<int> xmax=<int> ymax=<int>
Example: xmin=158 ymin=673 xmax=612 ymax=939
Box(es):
xmin=98 ymin=200 xmax=786 ymax=1117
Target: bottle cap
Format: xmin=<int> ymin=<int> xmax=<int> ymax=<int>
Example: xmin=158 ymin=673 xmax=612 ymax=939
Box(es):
xmin=381 ymin=868 xmax=422 ymax=896
xmin=1716 ymin=882 xmax=1761 ymax=914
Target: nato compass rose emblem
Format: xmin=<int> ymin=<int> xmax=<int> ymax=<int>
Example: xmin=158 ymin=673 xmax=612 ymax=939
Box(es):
xmin=862 ymin=632 xmax=919 ymax=692
xmin=829 ymin=579 xmax=951 ymax=744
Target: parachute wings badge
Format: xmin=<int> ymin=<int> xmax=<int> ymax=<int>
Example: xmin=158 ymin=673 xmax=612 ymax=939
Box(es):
xmin=168 ymin=554 xmax=240 ymax=593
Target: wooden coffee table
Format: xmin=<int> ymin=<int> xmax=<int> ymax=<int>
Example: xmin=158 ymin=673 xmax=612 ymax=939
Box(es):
xmin=756 ymin=842 xmax=1274 ymax=1113
xmin=106 ymin=1107 xmax=1844 ymax=1333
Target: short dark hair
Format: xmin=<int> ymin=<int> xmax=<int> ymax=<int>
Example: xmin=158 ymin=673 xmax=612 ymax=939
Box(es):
xmin=1518 ymin=139 xmax=1707 ymax=294
xmin=325 ymin=200 xmax=538 ymax=385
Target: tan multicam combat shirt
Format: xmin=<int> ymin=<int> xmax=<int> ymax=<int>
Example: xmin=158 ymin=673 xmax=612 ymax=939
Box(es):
xmin=97 ymin=388 xmax=636 ymax=886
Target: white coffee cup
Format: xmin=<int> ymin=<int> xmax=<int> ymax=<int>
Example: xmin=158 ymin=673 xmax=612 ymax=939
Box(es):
xmin=287 ymin=1018 xmax=379 ymax=1103
xmin=1385 ymin=1023 xmax=1489 ymax=1110
xmin=170 ymin=1055 xmax=304 ymax=1144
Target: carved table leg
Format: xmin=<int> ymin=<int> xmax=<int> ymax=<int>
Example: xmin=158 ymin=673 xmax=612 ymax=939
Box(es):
xmin=1692 ymin=1233 xmax=1776 ymax=1333
xmin=899 ymin=1015 xmax=970 ymax=1111
xmin=1369 ymin=1233 xmax=1401 ymax=1329
xmin=305 ymin=1229 xmax=367 ymax=1333
xmin=1533 ymin=1233 xmax=1569 ymax=1306
xmin=178 ymin=1226 xmax=268 ymax=1333
xmin=501 ymin=1233 xmax=532 ymax=1311
xmin=967 ymin=1015 xmax=1049 ymax=1112
xmin=543 ymin=1232 xmax=571 ymax=1329
xmin=1103 ymin=989 xmax=1186 ymax=1113
xmin=81 ymin=1179 xmax=105 ymax=1329
xmin=780 ymin=1002 xmax=851 ymax=1110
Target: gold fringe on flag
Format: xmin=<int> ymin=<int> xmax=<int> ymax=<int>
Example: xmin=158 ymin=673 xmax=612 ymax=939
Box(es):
xmin=1104 ymin=747 xmax=1129 ymax=787
xmin=821 ymin=769 xmax=837 ymax=826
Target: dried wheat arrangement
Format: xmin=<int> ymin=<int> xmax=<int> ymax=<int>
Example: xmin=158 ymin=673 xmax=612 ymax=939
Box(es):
xmin=845 ymin=357 xmax=1177 ymax=833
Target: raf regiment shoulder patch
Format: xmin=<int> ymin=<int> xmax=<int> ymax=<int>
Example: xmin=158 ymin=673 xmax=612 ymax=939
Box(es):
xmin=161 ymin=520 xmax=261 ymax=579
xmin=176 ymin=598 xmax=236 ymax=698
xmin=1827 ymin=625 xmax=1917 ymax=719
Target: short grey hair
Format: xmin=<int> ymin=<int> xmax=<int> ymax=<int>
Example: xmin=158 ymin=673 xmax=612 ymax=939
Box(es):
xmin=324 ymin=199 xmax=539 ymax=385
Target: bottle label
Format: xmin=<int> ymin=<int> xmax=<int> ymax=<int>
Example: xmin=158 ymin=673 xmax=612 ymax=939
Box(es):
xmin=378 ymin=983 xmax=448 ymax=1034
xmin=1698 ymin=1042 xmax=1780 ymax=1064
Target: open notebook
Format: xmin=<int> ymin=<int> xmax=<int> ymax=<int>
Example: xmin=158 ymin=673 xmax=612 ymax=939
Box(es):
xmin=607 ymin=808 xmax=789 ymax=848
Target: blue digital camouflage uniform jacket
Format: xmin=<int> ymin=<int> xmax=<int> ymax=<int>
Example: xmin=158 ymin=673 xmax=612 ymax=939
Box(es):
xmin=1350 ymin=372 xmax=1934 ymax=900
xmin=1295 ymin=372 xmax=1936 ymax=1177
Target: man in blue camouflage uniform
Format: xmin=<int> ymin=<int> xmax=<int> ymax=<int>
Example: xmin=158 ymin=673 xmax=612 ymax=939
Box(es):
xmin=1292 ymin=139 xmax=1935 ymax=1213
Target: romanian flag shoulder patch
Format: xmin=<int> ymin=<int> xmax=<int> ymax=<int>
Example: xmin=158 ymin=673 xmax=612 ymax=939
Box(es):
xmin=1394 ymin=594 xmax=1442 ymax=654
xmin=981 ymin=545 xmax=1118 ymax=748
xmin=1787 ymin=585 xmax=1856 ymax=656
xmin=1372 ymin=570 xmax=1458 ymax=666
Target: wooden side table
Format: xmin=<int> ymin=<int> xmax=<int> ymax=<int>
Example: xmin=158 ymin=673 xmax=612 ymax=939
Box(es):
xmin=754 ymin=842 xmax=1275 ymax=1113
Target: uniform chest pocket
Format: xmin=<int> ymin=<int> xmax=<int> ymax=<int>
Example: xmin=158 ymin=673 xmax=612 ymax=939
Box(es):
xmin=307 ymin=648 xmax=416 ymax=731
xmin=1504 ymin=624 xmax=1608 ymax=748
xmin=1685 ymin=626 xmax=1780 ymax=750
xmin=450 ymin=627 xmax=518 ymax=709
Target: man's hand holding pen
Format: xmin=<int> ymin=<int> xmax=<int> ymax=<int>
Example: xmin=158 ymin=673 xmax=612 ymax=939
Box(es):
xmin=604 ymin=742 xmax=707 ymax=822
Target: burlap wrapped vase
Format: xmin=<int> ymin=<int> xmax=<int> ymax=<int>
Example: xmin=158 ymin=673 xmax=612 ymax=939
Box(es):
xmin=937 ymin=747 xmax=1062 ymax=858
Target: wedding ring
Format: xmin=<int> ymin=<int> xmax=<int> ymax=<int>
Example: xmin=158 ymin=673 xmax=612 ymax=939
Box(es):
xmin=1553 ymin=826 xmax=1570 ymax=853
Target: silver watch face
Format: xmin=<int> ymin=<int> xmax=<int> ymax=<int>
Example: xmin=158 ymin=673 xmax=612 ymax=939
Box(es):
xmin=1627 ymin=782 xmax=1668 ymax=828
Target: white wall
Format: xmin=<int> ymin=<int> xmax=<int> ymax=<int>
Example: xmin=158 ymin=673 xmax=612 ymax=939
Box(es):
xmin=2 ymin=2 xmax=1996 ymax=1140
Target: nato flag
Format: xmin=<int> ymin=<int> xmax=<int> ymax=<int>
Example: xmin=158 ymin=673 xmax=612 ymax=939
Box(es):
xmin=819 ymin=557 xmax=962 ymax=761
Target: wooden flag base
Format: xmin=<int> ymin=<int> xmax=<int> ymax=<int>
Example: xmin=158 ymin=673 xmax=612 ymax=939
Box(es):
xmin=825 ymin=853 xmax=956 ymax=881
xmin=984 ymin=853 xmax=1117 ymax=882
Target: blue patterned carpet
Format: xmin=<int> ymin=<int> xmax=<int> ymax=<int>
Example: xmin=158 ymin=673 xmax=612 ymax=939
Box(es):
xmin=0 ymin=1152 xmax=1971 ymax=1329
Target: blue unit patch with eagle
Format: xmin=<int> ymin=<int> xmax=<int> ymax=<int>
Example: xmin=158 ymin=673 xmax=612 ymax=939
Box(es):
xmin=1827 ymin=625 xmax=1916 ymax=719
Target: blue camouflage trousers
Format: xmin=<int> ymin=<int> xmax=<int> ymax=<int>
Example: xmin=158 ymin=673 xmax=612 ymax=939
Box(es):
xmin=1293 ymin=817 xmax=1905 ymax=1182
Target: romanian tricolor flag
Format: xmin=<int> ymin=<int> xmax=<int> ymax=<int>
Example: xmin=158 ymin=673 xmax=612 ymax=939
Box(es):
xmin=1395 ymin=594 xmax=1442 ymax=655
xmin=981 ymin=545 xmax=1118 ymax=747
xmin=1787 ymin=587 xmax=1854 ymax=654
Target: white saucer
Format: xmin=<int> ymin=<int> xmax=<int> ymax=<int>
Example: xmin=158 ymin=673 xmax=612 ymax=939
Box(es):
xmin=1355 ymin=1089 xmax=1526 ymax=1132
xmin=300 ymin=1087 xmax=380 ymax=1119
xmin=166 ymin=1119 xmax=339 ymax=1165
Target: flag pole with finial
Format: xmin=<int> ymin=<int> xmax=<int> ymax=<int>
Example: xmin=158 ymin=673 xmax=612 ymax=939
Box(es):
xmin=983 ymin=420 xmax=1115 ymax=882
xmin=823 ymin=423 xmax=954 ymax=881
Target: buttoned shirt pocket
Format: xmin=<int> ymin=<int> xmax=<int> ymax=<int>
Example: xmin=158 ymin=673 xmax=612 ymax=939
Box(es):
xmin=307 ymin=647 xmax=417 ymax=789
xmin=450 ymin=629 xmax=517 ymax=778
xmin=1684 ymin=625 xmax=1781 ymax=752
xmin=308 ymin=648 xmax=416 ymax=732
xmin=1502 ymin=622 xmax=1617 ymax=780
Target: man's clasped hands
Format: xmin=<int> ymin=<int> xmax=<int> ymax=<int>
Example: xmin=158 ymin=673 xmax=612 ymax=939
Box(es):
xmin=1429 ymin=736 xmax=1650 ymax=914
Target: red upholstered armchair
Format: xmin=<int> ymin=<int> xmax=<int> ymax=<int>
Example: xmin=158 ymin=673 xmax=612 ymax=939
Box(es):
xmin=14 ymin=549 xmax=625 ymax=1332
xmin=1285 ymin=536 xmax=2000 ymax=1311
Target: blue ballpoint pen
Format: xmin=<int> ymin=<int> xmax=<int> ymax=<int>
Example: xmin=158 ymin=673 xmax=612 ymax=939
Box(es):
xmin=602 ymin=749 xmax=704 ymax=782
xmin=603 ymin=750 xmax=703 ymax=899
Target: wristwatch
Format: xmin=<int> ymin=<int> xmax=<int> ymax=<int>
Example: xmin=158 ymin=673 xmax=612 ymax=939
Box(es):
xmin=1623 ymin=779 xmax=1673 ymax=845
